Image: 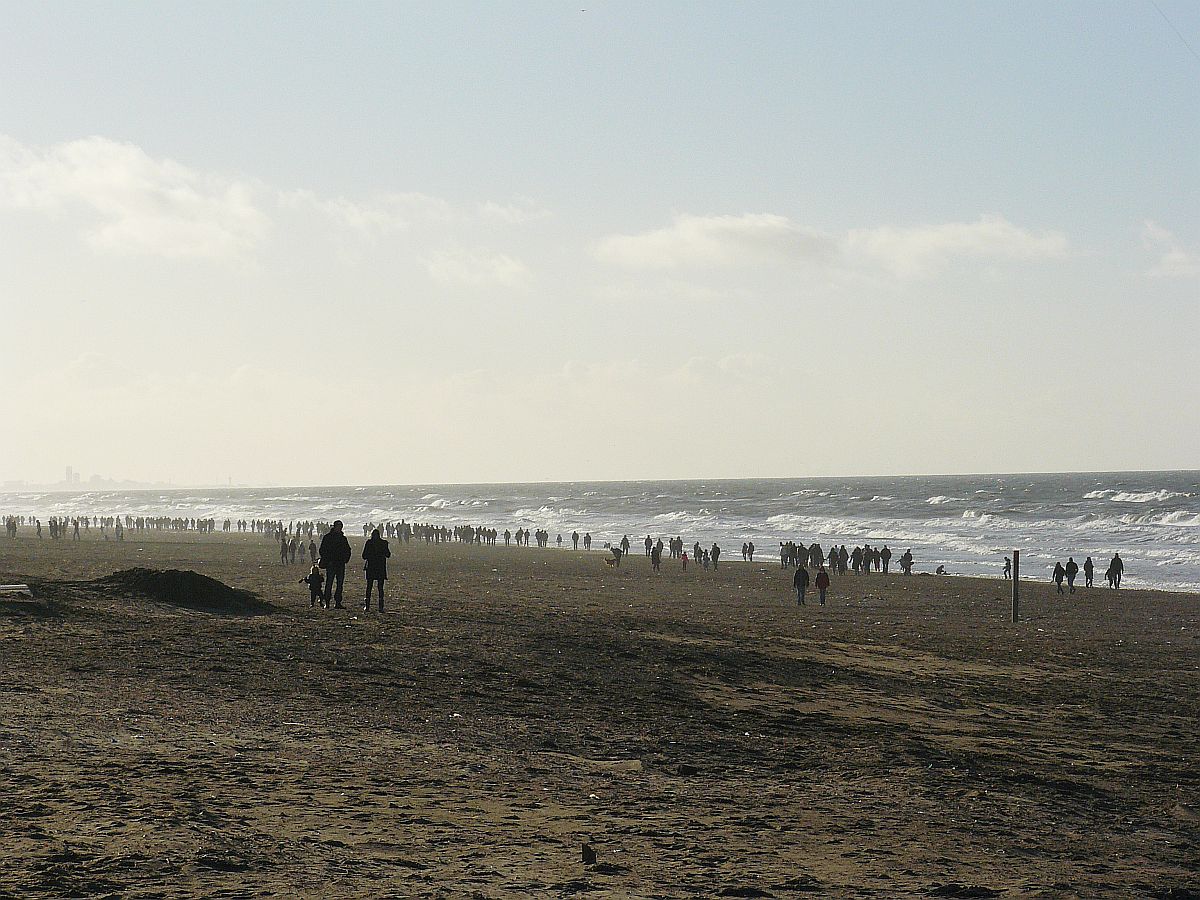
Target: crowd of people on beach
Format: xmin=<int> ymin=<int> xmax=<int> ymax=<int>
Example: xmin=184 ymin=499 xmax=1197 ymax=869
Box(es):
xmin=3 ymin=508 xmax=1136 ymax=608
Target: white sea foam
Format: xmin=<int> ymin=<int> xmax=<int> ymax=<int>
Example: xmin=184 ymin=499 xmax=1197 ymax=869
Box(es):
xmin=1087 ymin=489 xmax=1191 ymax=503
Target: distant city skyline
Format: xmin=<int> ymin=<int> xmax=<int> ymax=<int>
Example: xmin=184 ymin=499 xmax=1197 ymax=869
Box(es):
xmin=1 ymin=2 xmax=1196 ymax=485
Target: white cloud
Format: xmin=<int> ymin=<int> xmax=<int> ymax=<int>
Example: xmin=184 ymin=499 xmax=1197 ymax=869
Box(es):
xmin=844 ymin=215 xmax=1069 ymax=276
xmin=279 ymin=189 xmax=455 ymax=237
xmin=478 ymin=197 xmax=552 ymax=224
xmin=0 ymin=135 xmax=268 ymax=259
xmin=0 ymin=134 xmax=552 ymax=266
xmin=425 ymin=248 xmax=531 ymax=288
xmin=595 ymin=212 xmax=1068 ymax=277
xmin=1143 ymin=220 xmax=1199 ymax=278
xmin=595 ymin=213 xmax=836 ymax=269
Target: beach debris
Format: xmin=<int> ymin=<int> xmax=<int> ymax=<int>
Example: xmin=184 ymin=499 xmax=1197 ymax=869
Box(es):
xmin=0 ymin=584 xmax=33 ymax=597
xmin=927 ymin=885 xmax=1002 ymax=898
xmin=95 ymin=568 xmax=263 ymax=611
xmin=581 ymin=842 xmax=596 ymax=865
xmin=677 ymin=763 xmax=700 ymax=777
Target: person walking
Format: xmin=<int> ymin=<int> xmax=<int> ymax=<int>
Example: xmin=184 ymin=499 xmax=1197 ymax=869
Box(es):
xmin=319 ymin=520 xmax=352 ymax=609
xmin=1083 ymin=556 xmax=1094 ymax=588
xmin=1065 ymin=557 xmax=1079 ymax=594
xmin=1052 ymin=562 xmax=1066 ymax=595
xmin=793 ymin=564 xmax=809 ymax=606
xmin=1109 ymin=552 xmax=1124 ymax=588
xmin=815 ymin=565 xmax=830 ymax=605
xmin=362 ymin=527 xmax=391 ymax=611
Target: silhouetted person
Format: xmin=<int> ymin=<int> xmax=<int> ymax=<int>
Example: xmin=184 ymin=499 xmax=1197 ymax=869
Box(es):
xmin=621 ymin=535 xmax=630 ymax=557
xmin=880 ymin=545 xmax=892 ymax=574
xmin=1109 ymin=552 xmax=1124 ymax=588
xmin=611 ymin=546 xmax=623 ymax=567
xmin=319 ymin=520 xmax=352 ymax=608
xmin=711 ymin=544 xmax=721 ymax=569
xmin=1003 ymin=557 xmax=1011 ymax=579
xmin=572 ymin=531 xmax=579 ymax=550
xmin=793 ymin=565 xmax=809 ymax=606
xmin=815 ymin=566 xmax=830 ymax=605
xmin=1083 ymin=556 xmax=1094 ymax=588
xmin=301 ymin=565 xmax=324 ymax=607
xmin=1065 ymin=557 xmax=1078 ymax=593
xmin=1052 ymin=562 xmax=1066 ymax=595
xmin=644 ymin=535 xmax=653 ymax=557
xmin=362 ymin=528 xmax=390 ymax=611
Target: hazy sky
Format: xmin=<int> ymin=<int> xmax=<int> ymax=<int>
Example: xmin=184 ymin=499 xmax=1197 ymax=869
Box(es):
xmin=1 ymin=1 xmax=1197 ymax=486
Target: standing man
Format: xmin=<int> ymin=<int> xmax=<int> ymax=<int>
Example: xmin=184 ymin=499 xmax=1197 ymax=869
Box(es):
xmin=319 ymin=520 xmax=352 ymax=609
xmin=815 ymin=565 xmax=830 ymax=606
xmin=1065 ymin=557 xmax=1079 ymax=594
xmin=881 ymin=545 xmax=892 ymax=574
xmin=362 ymin=527 xmax=391 ymax=612
xmin=1110 ymin=552 xmax=1124 ymax=588
xmin=793 ymin=564 xmax=809 ymax=606
xmin=1083 ymin=556 xmax=1094 ymax=588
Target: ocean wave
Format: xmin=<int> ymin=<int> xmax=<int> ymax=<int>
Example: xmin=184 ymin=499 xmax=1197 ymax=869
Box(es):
xmin=1086 ymin=489 xmax=1191 ymax=503
xmin=926 ymin=496 xmax=966 ymax=505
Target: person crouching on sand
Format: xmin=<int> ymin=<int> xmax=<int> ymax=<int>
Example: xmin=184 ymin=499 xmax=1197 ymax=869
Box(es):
xmin=301 ymin=565 xmax=324 ymax=608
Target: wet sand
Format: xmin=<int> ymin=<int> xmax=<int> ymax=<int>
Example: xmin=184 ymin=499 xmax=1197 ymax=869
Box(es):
xmin=1 ymin=531 xmax=1197 ymax=898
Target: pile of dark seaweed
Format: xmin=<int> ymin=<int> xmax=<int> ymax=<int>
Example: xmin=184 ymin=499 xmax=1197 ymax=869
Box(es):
xmin=97 ymin=568 xmax=263 ymax=611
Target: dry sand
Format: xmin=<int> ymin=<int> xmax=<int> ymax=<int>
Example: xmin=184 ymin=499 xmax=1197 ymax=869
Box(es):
xmin=0 ymin=531 xmax=1197 ymax=898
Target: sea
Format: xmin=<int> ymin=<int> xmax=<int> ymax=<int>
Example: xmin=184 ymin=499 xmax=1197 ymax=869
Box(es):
xmin=2 ymin=471 xmax=1198 ymax=592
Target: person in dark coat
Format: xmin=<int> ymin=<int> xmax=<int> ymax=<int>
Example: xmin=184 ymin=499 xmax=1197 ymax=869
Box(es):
xmin=815 ymin=566 xmax=830 ymax=605
xmin=362 ymin=527 xmax=391 ymax=611
xmin=1065 ymin=557 xmax=1079 ymax=593
xmin=319 ymin=520 xmax=352 ymax=608
xmin=793 ymin=564 xmax=809 ymax=606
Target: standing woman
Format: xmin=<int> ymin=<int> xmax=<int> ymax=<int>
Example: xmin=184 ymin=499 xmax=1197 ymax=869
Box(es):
xmin=362 ymin=528 xmax=391 ymax=612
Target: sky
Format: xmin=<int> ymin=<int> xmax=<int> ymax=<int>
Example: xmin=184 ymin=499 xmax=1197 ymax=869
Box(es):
xmin=0 ymin=1 xmax=1197 ymax=487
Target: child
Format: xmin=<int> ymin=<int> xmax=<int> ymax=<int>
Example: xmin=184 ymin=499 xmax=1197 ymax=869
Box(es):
xmin=301 ymin=565 xmax=324 ymax=607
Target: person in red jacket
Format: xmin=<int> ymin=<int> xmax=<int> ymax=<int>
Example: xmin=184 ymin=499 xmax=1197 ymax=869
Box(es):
xmin=815 ymin=565 xmax=830 ymax=606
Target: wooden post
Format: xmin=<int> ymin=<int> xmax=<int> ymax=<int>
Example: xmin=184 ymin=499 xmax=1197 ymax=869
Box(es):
xmin=1011 ymin=550 xmax=1020 ymax=623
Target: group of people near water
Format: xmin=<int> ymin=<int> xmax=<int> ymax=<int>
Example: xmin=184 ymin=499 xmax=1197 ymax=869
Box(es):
xmin=3 ymin=507 xmax=1137 ymax=603
xmin=1000 ymin=553 xmax=1126 ymax=591
xmin=777 ymin=541 xmax=914 ymax=576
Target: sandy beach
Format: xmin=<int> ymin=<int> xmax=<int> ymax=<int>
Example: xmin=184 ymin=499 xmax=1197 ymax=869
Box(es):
xmin=0 ymin=530 xmax=1197 ymax=898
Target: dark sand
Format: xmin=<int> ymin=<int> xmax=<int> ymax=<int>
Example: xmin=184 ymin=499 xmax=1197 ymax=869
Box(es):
xmin=1 ymin=532 xmax=1197 ymax=898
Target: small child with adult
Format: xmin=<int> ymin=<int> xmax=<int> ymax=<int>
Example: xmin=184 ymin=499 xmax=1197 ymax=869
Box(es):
xmin=301 ymin=565 xmax=324 ymax=608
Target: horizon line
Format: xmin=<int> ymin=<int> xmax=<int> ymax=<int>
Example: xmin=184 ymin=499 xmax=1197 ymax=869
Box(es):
xmin=2 ymin=466 xmax=1197 ymax=495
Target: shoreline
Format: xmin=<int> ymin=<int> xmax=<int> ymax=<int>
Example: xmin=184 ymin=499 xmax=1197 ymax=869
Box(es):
xmin=2 ymin=527 xmax=1196 ymax=600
